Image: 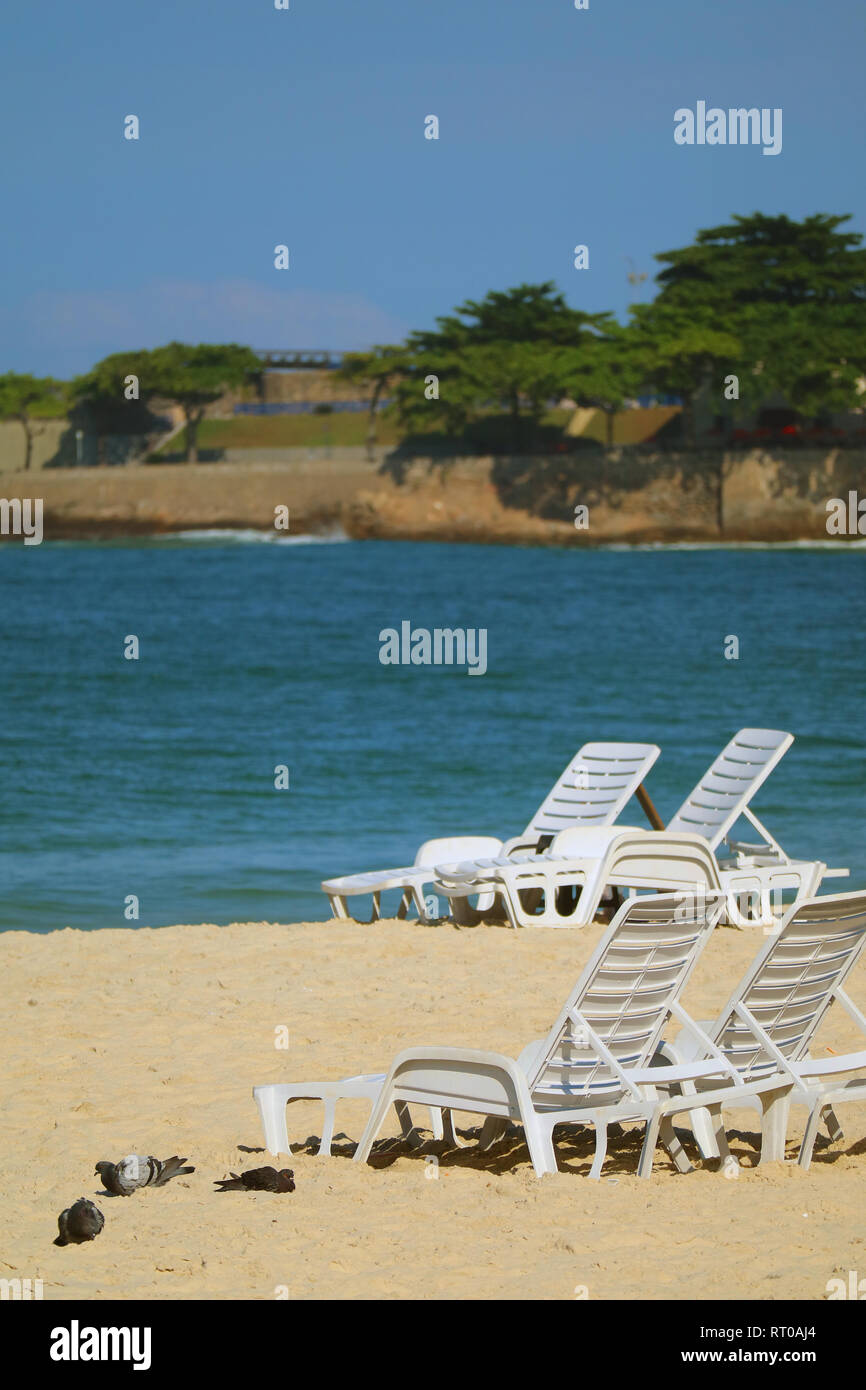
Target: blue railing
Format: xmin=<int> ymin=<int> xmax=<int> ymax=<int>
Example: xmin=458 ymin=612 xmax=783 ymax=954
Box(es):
xmin=254 ymin=349 xmax=345 ymax=369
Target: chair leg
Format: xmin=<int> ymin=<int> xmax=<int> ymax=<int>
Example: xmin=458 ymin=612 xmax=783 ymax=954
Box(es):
xmin=725 ymin=892 xmax=752 ymax=929
xmin=637 ymin=1114 xmax=661 ymax=1179
xmin=396 ymin=888 xmax=412 ymax=920
xmin=707 ymin=1104 xmax=731 ymax=1164
xmin=498 ymin=881 xmax=526 ymax=930
xmin=759 ymin=1087 xmax=791 ymax=1164
xmin=572 ymin=866 xmax=604 ymax=927
xmin=479 ymin=1116 xmax=508 ymax=1149
xmin=521 ymin=1111 xmax=558 ymax=1177
xmin=317 ymin=1098 xmax=337 ymax=1157
xmin=822 ymin=1104 xmax=844 ymax=1143
xmin=588 ymin=1123 xmax=608 ymax=1180
xmin=328 ymin=893 xmax=349 ymax=920
xmin=411 ymin=884 xmax=433 ymax=921
xmin=394 ymin=1100 xmax=425 ymax=1148
xmin=428 ymin=1107 xmax=461 ymax=1144
xmin=436 ymin=1109 xmax=465 ymax=1148
xmin=450 ymin=895 xmax=483 ymax=927
xmin=255 ymin=1087 xmax=292 ymax=1157
xmin=660 ymin=1073 xmax=718 ymax=1159
xmin=354 ymin=1083 xmax=395 ymax=1163
xmin=798 ymin=1104 xmax=823 ymax=1172
xmin=686 ymin=1095 xmax=719 ymax=1160
xmin=754 ymin=889 xmax=775 ymax=929
xmin=660 ymin=1115 xmax=693 ymax=1174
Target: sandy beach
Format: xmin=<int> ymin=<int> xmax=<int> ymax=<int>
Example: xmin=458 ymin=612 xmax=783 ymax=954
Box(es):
xmin=2 ymin=915 xmax=864 ymax=1302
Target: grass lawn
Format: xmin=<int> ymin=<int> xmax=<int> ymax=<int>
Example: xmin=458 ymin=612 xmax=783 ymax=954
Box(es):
xmin=154 ymin=412 xmax=403 ymax=455
xmin=152 ymin=407 xmax=591 ymax=458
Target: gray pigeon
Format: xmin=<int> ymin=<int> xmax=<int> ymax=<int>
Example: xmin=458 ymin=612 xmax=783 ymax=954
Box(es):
xmin=55 ymin=1198 xmax=104 ymax=1246
xmin=215 ymin=1166 xmax=295 ymax=1193
xmin=95 ymin=1154 xmax=194 ymax=1196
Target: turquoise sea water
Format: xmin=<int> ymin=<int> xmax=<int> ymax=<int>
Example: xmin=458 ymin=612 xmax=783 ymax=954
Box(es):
xmin=0 ymin=535 xmax=863 ymax=932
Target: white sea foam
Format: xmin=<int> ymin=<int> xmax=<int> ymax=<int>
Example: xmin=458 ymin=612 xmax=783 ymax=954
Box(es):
xmin=168 ymin=527 xmax=350 ymax=545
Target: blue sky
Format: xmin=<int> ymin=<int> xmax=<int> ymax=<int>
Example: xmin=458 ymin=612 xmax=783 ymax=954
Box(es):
xmin=2 ymin=0 xmax=863 ymax=378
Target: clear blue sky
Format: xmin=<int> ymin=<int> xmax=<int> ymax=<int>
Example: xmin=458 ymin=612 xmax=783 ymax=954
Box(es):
xmin=2 ymin=0 xmax=863 ymax=378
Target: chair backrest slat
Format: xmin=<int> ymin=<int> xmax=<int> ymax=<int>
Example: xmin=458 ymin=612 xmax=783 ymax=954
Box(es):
xmin=709 ymin=891 xmax=866 ymax=1079
xmin=526 ymin=891 xmax=725 ymax=1099
xmin=665 ymin=728 xmax=793 ymax=849
xmin=524 ymin=742 xmax=660 ymax=838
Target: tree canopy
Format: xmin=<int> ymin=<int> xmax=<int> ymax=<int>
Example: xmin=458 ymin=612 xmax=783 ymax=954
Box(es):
xmin=642 ymin=212 xmax=866 ymax=436
xmin=653 ymin=213 xmax=866 ymax=310
xmin=74 ymin=343 xmax=259 ymax=461
xmin=394 ymin=283 xmax=616 ymax=449
xmin=0 ymin=372 xmax=67 ymax=470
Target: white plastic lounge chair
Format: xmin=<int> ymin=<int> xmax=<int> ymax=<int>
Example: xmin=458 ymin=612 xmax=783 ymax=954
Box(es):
xmin=321 ymin=741 xmax=661 ymax=922
xmin=651 ymin=889 xmax=866 ymax=1172
xmin=434 ymin=729 xmax=843 ymax=928
xmin=352 ymin=890 xmax=727 ymax=1179
xmin=321 ymin=836 xmax=504 ymax=924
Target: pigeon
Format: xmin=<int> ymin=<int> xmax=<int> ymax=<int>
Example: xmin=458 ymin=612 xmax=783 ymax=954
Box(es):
xmin=55 ymin=1198 xmax=105 ymax=1246
xmin=95 ymin=1154 xmax=195 ymax=1196
xmin=214 ymin=1167 xmax=295 ymax=1193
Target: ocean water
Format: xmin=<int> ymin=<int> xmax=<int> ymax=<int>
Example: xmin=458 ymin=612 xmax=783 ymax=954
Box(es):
xmin=0 ymin=535 xmax=863 ymax=932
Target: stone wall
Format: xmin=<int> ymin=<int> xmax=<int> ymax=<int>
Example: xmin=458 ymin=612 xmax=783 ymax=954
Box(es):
xmin=0 ymin=447 xmax=862 ymax=544
xmin=0 ymin=420 xmax=69 ymax=472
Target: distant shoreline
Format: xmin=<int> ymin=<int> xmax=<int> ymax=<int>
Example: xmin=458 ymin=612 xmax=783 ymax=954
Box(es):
xmin=1 ymin=448 xmax=864 ymax=547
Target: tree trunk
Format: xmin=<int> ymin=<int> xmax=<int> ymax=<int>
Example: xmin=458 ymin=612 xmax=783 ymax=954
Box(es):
xmin=717 ymin=455 xmax=728 ymax=535
xmin=366 ymin=381 xmax=384 ymax=461
xmin=19 ymin=415 xmax=33 ymax=471
xmin=185 ymin=408 xmax=203 ymax=463
xmin=509 ymin=390 xmax=521 ymax=453
xmin=682 ymin=396 xmax=698 ymax=450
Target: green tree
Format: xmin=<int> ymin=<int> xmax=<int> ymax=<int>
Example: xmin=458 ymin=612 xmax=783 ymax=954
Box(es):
xmin=654 ymin=212 xmax=866 ymax=310
xmin=0 ymin=372 xmax=67 ymax=471
xmin=74 ymin=343 xmax=259 ymax=462
xmin=408 ymin=281 xmax=598 ymax=350
xmin=567 ymin=319 xmax=650 ymax=449
xmin=649 ymin=213 xmax=866 ymax=419
xmin=628 ymin=305 xmax=742 ymax=447
xmin=148 ymin=343 xmax=260 ymax=462
xmin=397 ymin=283 xmax=607 ymax=450
xmin=72 ymin=350 xmax=153 ymax=414
xmin=736 ymin=302 xmax=866 ymax=418
xmin=336 ymin=345 xmax=405 ymax=459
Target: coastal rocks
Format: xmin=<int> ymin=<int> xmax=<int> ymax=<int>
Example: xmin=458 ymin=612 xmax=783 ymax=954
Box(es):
xmin=2 ymin=448 xmax=863 ymax=546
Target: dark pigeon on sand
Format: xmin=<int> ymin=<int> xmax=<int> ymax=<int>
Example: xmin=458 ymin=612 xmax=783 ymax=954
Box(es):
xmin=55 ymin=1198 xmax=105 ymax=1246
xmin=214 ymin=1167 xmax=295 ymax=1193
xmin=95 ymin=1154 xmax=195 ymax=1196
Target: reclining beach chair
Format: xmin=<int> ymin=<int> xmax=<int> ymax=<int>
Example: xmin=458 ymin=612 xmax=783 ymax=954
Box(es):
xmin=652 ymin=889 xmax=866 ymax=1171
xmin=434 ymin=729 xmax=844 ymax=928
xmin=350 ymin=891 xmax=726 ymax=1179
xmin=321 ymin=741 xmax=661 ymax=922
xmin=354 ymin=890 xmax=866 ymax=1179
